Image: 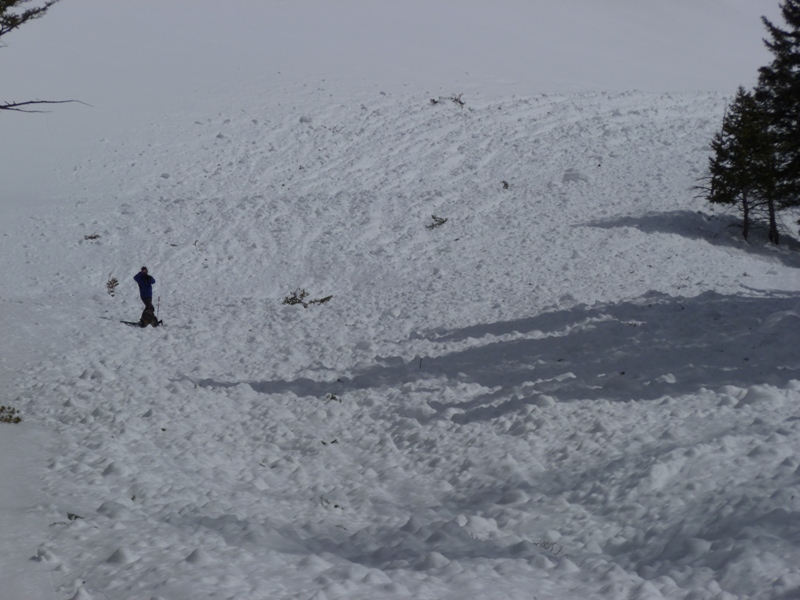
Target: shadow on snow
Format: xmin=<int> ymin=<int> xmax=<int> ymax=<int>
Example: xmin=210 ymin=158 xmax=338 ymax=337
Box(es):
xmin=584 ymin=209 xmax=800 ymax=266
xmin=196 ymin=290 xmax=800 ymax=424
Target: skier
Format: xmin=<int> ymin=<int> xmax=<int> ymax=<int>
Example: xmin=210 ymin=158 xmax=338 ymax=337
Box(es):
xmin=134 ymin=266 xmax=155 ymax=311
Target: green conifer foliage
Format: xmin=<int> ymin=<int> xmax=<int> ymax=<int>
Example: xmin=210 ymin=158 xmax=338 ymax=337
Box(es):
xmin=0 ymin=0 xmax=59 ymax=39
xmin=757 ymin=0 xmax=800 ymax=207
xmin=707 ymin=87 xmax=780 ymax=244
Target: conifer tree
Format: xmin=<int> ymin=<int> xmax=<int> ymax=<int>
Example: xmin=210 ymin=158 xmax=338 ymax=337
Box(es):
xmin=706 ymin=87 xmax=780 ymax=244
xmin=756 ymin=0 xmax=800 ymax=208
xmin=0 ymin=0 xmax=71 ymax=112
xmin=0 ymin=0 xmax=58 ymax=38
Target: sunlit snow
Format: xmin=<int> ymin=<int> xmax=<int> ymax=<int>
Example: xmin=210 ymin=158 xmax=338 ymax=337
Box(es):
xmin=1 ymin=2 xmax=799 ymax=600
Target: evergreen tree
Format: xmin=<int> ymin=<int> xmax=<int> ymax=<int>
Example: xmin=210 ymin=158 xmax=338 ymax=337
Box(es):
xmin=706 ymin=87 xmax=780 ymax=244
xmin=1 ymin=0 xmax=70 ymax=112
xmin=0 ymin=0 xmax=59 ymax=38
xmin=756 ymin=0 xmax=800 ymax=208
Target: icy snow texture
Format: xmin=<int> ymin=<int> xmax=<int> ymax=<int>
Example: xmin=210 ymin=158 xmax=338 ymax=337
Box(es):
xmin=1 ymin=2 xmax=800 ymax=600
xmin=3 ymin=87 xmax=800 ymax=600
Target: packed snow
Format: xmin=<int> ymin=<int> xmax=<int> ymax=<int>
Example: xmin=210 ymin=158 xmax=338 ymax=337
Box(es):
xmin=2 ymin=2 xmax=800 ymax=600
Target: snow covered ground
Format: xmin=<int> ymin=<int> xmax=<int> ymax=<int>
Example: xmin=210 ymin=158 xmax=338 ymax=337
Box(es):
xmin=2 ymin=2 xmax=800 ymax=599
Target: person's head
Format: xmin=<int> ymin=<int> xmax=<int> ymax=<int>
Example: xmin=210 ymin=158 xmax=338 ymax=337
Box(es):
xmin=141 ymin=266 xmax=148 ymax=274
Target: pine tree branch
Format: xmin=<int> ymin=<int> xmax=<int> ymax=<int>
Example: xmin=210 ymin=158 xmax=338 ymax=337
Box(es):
xmin=0 ymin=0 xmax=61 ymax=40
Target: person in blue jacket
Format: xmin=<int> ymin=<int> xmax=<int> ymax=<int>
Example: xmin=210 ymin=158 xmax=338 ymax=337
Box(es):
xmin=133 ymin=266 xmax=156 ymax=312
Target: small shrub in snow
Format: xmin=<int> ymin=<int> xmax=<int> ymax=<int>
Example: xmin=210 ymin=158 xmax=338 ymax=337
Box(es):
xmin=282 ymin=289 xmax=333 ymax=308
xmin=283 ymin=288 xmax=309 ymax=306
xmin=535 ymin=539 xmax=564 ymax=555
xmin=306 ymin=295 xmax=333 ymax=306
xmin=106 ymin=276 xmax=119 ymax=297
xmin=426 ymin=215 xmax=448 ymax=230
xmin=0 ymin=405 xmax=21 ymax=424
xmin=84 ymin=233 xmax=100 ymax=241
xmin=325 ymin=393 xmax=342 ymax=403
xmin=429 ymin=94 xmax=465 ymax=108
xmin=319 ymin=495 xmax=344 ymax=510
xmin=449 ymin=93 xmax=466 ymax=108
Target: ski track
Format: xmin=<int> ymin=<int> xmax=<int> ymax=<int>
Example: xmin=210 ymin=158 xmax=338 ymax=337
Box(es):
xmin=4 ymin=89 xmax=800 ymax=599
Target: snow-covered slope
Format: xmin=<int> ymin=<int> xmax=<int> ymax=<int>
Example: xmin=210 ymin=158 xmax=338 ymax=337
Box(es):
xmin=3 ymin=85 xmax=800 ymax=600
xmin=0 ymin=0 xmax=783 ymax=206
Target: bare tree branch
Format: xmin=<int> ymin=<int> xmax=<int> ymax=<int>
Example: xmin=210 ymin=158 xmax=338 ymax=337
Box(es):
xmin=0 ymin=1 xmax=85 ymax=114
xmin=0 ymin=99 xmax=90 ymax=112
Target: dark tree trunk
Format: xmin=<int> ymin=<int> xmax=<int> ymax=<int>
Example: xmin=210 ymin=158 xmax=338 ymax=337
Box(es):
xmin=768 ymin=196 xmax=780 ymax=245
xmin=742 ymin=191 xmax=750 ymax=241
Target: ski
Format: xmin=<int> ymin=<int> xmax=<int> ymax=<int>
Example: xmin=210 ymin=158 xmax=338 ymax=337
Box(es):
xmin=121 ymin=320 xmax=164 ymax=327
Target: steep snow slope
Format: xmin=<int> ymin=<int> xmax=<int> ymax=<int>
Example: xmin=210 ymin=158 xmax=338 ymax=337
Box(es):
xmin=0 ymin=0 xmax=783 ymax=206
xmin=4 ymin=88 xmax=800 ymax=599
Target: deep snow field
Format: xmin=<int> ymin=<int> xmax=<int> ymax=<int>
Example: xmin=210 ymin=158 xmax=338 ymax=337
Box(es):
xmin=3 ymin=85 xmax=800 ymax=600
xmin=3 ymin=2 xmax=800 ymax=600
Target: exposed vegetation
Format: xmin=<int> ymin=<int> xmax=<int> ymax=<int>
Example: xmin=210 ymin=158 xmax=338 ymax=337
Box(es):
xmin=0 ymin=405 xmax=21 ymax=424
xmin=704 ymin=0 xmax=800 ymax=244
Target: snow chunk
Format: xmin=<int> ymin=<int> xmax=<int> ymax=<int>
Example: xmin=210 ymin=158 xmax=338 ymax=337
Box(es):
xmin=738 ymin=384 xmax=785 ymax=408
xmin=562 ymin=168 xmax=590 ymax=183
xmin=361 ymin=570 xmax=391 ymax=584
xmin=497 ymin=489 xmax=530 ymax=505
xmin=637 ymin=455 xmax=687 ymax=493
xmin=462 ymin=516 xmax=498 ymax=540
xmin=532 ymin=395 xmax=556 ymax=408
xmin=555 ymin=557 xmax=580 ymax=573
xmin=97 ymin=500 xmax=131 ymax=519
xmin=101 ymin=461 xmax=129 ymax=477
xmin=107 ymin=547 xmax=137 ymax=564
xmin=543 ymin=530 xmax=561 ymax=542
xmin=33 ymin=546 xmax=59 ymax=562
xmin=530 ymin=554 xmax=556 ymax=569
xmin=298 ymin=554 xmax=333 ymax=571
xmin=417 ymin=551 xmax=450 ymax=570
xmin=632 ymin=581 xmax=664 ymax=599
xmin=68 ymin=587 xmax=93 ymax=600
xmin=185 ymin=548 xmax=213 ymax=565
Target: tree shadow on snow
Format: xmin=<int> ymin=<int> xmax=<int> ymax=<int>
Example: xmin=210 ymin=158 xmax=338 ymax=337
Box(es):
xmin=584 ymin=210 xmax=800 ymax=267
xmin=419 ymin=290 xmax=800 ymax=423
xmin=197 ymin=290 xmax=800 ymax=425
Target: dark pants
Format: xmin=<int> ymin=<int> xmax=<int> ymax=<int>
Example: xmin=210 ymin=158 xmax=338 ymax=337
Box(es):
xmin=141 ymin=296 xmax=154 ymax=311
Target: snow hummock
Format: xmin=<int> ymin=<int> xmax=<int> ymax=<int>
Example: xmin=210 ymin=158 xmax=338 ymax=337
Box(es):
xmin=2 ymin=2 xmax=800 ymax=600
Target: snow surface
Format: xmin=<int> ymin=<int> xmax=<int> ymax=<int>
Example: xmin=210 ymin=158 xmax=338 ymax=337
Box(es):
xmin=2 ymin=2 xmax=800 ymax=600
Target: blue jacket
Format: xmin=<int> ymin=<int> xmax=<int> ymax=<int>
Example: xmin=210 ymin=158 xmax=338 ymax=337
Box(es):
xmin=134 ymin=272 xmax=155 ymax=298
